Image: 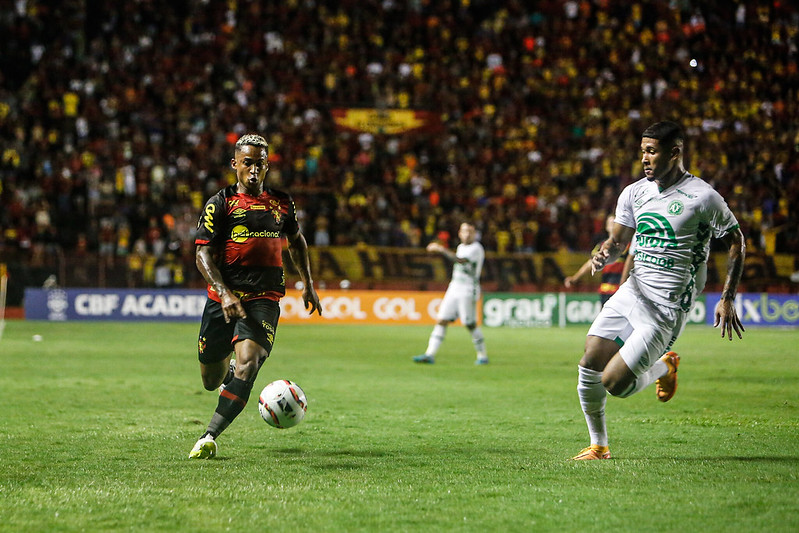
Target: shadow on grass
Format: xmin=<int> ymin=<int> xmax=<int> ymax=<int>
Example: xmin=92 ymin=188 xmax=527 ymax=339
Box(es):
xmin=265 ymin=445 xmax=531 ymax=472
xmin=686 ymin=456 xmax=799 ymax=462
xmin=270 ymin=446 xmax=518 ymax=458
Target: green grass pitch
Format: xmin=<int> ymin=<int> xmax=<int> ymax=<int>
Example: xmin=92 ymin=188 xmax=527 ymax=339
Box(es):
xmin=1 ymin=321 xmax=797 ymax=532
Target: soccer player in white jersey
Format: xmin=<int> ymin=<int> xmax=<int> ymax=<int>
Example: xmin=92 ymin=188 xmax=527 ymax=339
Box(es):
xmin=572 ymin=121 xmax=746 ymax=460
xmin=413 ymin=222 xmax=489 ymax=365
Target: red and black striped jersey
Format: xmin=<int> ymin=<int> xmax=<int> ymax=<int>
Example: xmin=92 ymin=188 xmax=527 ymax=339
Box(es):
xmin=195 ymin=185 xmax=299 ymax=302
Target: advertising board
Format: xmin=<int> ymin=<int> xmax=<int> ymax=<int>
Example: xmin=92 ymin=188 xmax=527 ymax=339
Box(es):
xmin=25 ymin=288 xmax=792 ymax=328
xmin=705 ymin=292 xmax=799 ymax=327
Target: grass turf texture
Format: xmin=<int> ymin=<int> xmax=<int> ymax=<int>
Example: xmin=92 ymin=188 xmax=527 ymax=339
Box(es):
xmin=1 ymin=321 xmax=797 ymax=532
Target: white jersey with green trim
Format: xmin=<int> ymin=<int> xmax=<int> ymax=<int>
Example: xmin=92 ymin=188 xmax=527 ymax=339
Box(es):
xmin=449 ymin=241 xmax=485 ymax=293
xmin=615 ymin=172 xmax=739 ymax=311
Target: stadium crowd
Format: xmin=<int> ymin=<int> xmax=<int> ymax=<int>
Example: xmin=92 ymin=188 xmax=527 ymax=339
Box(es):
xmin=1 ymin=0 xmax=797 ymax=289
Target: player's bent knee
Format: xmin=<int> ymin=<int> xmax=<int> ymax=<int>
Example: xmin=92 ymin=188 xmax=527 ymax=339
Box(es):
xmin=603 ymin=375 xmax=634 ymax=397
xmin=201 ymin=375 xmax=222 ymax=391
xmin=608 ymin=382 xmax=636 ymax=398
xmin=579 ymin=353 xmax=610 ymax=372
xmin=581 ymin=337 xmax=619 ymax=371
xmin=200 ymin=362 xmax=228 ymax=390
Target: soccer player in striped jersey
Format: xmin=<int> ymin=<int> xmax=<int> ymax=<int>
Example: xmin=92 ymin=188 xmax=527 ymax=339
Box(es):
xmin=572 ymin=121 xmax=745 ymax=460
xmin=189 ymin=134 xmax=322 ymax=459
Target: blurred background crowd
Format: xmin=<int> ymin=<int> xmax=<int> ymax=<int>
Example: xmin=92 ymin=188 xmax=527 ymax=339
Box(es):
xmin=1 ymin=0 xmax=797 ymax=293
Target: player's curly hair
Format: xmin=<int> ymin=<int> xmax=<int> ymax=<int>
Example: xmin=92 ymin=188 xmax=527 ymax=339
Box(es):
xmin=235 ymin=134 xmax=268 ymax=152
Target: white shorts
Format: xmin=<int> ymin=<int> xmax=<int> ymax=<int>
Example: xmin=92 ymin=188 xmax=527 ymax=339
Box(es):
xmin=587 ymin=281 xmax=688 ymax=376
xmin=437 ymin=285 xmax=479 ymax=326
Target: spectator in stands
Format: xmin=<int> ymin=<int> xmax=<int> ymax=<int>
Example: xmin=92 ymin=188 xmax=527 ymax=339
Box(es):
xmin=0 ymin=1 xmax=795 ymax=291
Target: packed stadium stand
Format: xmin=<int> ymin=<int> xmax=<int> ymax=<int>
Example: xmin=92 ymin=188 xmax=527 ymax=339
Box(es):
xmin=1 ymin=0 xmax=797 ymax=303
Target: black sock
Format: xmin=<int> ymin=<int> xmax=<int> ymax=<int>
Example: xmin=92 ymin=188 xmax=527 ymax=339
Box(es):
xmin=205 ymin=377 xmax=253 ymax=438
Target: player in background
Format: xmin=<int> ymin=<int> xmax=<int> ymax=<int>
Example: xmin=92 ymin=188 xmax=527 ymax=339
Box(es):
xmin=564 ymin=214 xmax=630 ymax=306
xmin=189 ymin=134 xmax=322 ymax=459
xmin=413 ymin=222 xmax=488 ymax=365
xmin=572 ymin=121 xmax=745 ymax=460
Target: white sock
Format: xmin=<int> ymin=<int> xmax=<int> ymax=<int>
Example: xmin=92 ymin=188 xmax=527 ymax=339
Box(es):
xmin=471 ymin=327 xmax=487 ymax=359
xmin=425 ymin=324 xmax=446 ymax=356
xmin=615 ymin=359 xmax=668 ymax=398
xmin=577 ymin=366 xmax=608 ymax=447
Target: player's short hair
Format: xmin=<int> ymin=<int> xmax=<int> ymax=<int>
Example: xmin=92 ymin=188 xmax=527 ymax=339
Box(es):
xmin=235 ymin=134 xmax=269 ymax=153
xmin=642 ymin=121 xmax=683 ymax=147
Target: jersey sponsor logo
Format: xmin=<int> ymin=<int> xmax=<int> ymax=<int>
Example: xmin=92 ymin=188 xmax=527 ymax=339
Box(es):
xmin=203 ymin=204 xmax=216 ymax=233
xmin=667 ymin=200 xmax=684 ymax=216
xmin=634 ymin=249 xmax=675 ymax=269
xmin=232 ymin=208 xmax=247 ymax=218
xmin=675 ymin=188 xmax=697 ymax=199
xmin=635 ymin=212 xmax=677 ymax=249
xmin=230 ymin=225 xmax=280 ymax=243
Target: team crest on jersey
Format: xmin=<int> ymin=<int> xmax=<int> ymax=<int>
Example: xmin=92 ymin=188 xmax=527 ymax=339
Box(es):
xmin=268 ymin=199 xmax=283 ymax=223
xmin=667 ymin=200 xmax=684 ymax=216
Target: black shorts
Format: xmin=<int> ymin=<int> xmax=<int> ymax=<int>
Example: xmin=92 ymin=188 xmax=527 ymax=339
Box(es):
xmin=197 ymin=298 xmax=280 ymax=364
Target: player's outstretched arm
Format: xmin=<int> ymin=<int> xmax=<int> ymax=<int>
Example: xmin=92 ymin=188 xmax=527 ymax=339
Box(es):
xmin=591 ymin=223 xmax=634 ymax=275
xmin=714 ymin=227 xmax=746 ymax=340
xmin=426 ymin=242 xmax=467 ymax=264
xmin=287 ymin=230 xmax=322 ymax=316
xmin=565 ymin=259 xmax=592 ymax=288
xmin=196 ymin=245 xmax=246 ymax=322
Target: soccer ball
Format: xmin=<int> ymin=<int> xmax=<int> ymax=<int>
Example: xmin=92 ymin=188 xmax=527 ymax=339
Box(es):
xmin=258 ymin=380 xmax=307 ymax=429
